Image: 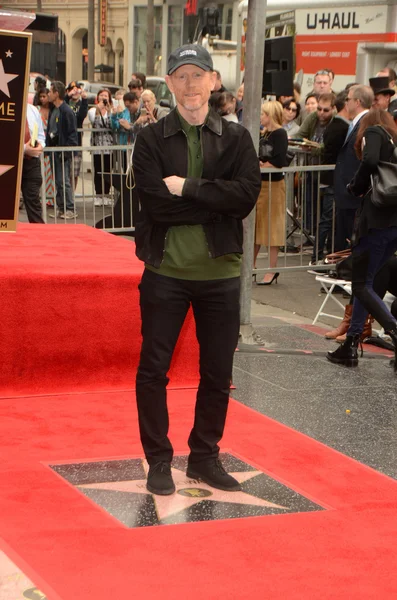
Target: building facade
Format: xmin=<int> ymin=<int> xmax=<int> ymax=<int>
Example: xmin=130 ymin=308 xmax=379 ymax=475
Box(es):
xmin=4 ymin=0 xmax=239 ymax=88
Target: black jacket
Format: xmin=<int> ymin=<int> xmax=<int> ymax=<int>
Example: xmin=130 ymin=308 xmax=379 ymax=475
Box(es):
xmin=65 ymin=96 xmax=88 ymax=145
xmin=349 ymin=125 xmax=397 ymax=237
xmin=334 ymin=113 xmax=367 ymax=209
xmin=46 ymin=101 xmax=78 ymax=148
xmin=133 ymin=108 xmax=261 ymax=268
xmin=321 ymin=116 xmax=349 ymax=186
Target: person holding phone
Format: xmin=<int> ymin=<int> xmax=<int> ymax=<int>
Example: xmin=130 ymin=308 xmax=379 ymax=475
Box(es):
xmin=141 ymin=90 xmax=168 ymax=123
xmin=88 ymin=88 xmax=114 ymax=206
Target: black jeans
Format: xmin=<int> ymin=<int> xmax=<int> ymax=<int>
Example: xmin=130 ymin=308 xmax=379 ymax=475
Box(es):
xmin=311 ymin=186 xmax=335 ymax=261
xmin=136 ymin=269 xmax=240 ymax=466
xmin=21 ymin=158 xmax=44 ymax=223
xmin=348 ymin=227 xmax=397 ymax=335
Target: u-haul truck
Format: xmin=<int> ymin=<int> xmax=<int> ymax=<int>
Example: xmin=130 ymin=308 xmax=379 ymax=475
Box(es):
xmin=237 ymin=0 xmax=397 ymax=96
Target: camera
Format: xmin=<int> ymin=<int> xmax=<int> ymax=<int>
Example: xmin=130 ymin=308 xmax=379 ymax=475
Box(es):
xmin=103 ymin=99 xmax=108 ymax=106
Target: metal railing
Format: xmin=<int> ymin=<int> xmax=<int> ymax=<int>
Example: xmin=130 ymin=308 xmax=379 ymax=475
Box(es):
xmin=40 ymin=144 xmax=135 ymax=233
xmin=253 ymin=161 xmax=337 ymax=277
xmin=37 ymin=140 xmax=338 ymax=274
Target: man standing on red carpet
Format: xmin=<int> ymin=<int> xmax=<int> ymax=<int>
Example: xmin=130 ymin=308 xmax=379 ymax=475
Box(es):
xmin=133 ymin=44 xmax=261 ymax=496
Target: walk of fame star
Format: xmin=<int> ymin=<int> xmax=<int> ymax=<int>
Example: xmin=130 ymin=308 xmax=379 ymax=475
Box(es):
xmin=78 ymin=464 xmax=288 ymax=522
xmin=0 ymin=59 xmax=18 ymax=97
xmin=50 ymin=453 xmax=324 ymax=528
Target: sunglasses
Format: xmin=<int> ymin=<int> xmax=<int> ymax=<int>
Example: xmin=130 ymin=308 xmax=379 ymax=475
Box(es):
xmin=285 ymin=107 xmax=297 ymax=112
xmin=317 ymin=107 xmax=332 ymax=113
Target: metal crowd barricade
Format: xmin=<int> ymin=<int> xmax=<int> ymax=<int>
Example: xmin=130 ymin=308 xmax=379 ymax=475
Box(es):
xmin=40 ymin=134 xmax=135 ymax=234
xmin=254 ymin=161 xmax=337 ymax=276
xmin=39 ymin=128 xmax=337 ymax=272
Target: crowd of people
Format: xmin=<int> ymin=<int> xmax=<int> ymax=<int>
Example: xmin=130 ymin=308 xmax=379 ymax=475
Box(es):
xmin=22 ymin=72 xmax=168 ymax=221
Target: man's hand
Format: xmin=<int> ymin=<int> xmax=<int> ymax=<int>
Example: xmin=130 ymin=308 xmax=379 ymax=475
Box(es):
xmin=119 ymin=118 xmax=130 ymax=130
xmin=81 ymin=89 xmax=87 ymax=99
xmin=163 ymin=176 xmax=185 ymax=197
xmin=24 ymin=142 xmax=43 ymax=158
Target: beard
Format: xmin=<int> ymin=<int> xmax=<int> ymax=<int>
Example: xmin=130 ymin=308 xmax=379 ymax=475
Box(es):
xmin=181 ymin=95 xmax=207 ymax=112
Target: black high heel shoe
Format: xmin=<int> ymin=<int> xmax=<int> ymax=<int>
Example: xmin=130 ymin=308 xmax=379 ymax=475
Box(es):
xmin=256 ymin=272 xmax=280 ymax=286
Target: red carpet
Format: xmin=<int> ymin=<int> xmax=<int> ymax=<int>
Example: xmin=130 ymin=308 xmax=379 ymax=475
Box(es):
xmin=0 ymin=224 xmax=199 ymax=396
xmin=1 ymin=389 xmax=397 ymax=599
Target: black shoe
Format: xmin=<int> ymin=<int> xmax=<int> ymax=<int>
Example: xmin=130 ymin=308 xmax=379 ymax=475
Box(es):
xmin=386 ymin=328 xmax=397 ymax=373
xmin=256 ymin=272 xmax=279 ymax=286
xmin=186 ymin=458 xmax=241 ymax=491
xmin=326 ymin=334 xmax=362 ymax=367
xmin=147 ymin=462 xmax=175 ymax=495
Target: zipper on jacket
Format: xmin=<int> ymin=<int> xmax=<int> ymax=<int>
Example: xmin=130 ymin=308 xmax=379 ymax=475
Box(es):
xmin=200 ymin=126 xmax=213 ymax=258
xmin=159 ymin=130 xmax=188 ymax=266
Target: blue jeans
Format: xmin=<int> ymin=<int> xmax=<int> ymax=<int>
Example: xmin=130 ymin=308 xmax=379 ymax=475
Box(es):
xmin=348 ymin=227 xmax=397 ymax=335
xmin=311 ymin=186 xmax=335 ymax=261
xmin=53 ymin=152 xmax=74 ymax=212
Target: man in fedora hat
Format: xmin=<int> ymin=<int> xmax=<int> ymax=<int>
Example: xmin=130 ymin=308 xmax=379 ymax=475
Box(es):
xmin=132 ymin=44 xmax=261 ymax=496
xmin=369 ymin=76 xmax=394 ymax=111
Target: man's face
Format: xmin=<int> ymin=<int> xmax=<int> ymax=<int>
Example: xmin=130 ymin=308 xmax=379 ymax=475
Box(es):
xmin=70 ymin=86 xmax=81 ymax=101
xmin=166 ymin=65 xmax=216 ymax=112
xmin=125 ymin=99 xmax=139 ymax=114
xmin=374 ymin=93 xmax=391 ymax=110
xmin=48 ymin=87 xmax=57 ymax=103
xmin=313 ymin=75 xmax=331 ymax=94
xmin=129 ymin=86 xmax=143 ymax=99
xmin=345 ymin=91 xmax=360 ymax=119
xmin=316 ymin=100 xmax=333 ymax=123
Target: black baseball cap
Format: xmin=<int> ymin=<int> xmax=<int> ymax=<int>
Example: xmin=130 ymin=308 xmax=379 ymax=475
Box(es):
xmin=66 ymin=81 xmax=82 ymax=91
xmin=167 ymin=44 xmax=213 ymax=75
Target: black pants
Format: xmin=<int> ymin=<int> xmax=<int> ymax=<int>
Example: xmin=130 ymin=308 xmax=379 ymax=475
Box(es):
xmin=21 ymin=158 xmax=44 ymax=223
xmin=136 ymin=269 xmax=241 ymax=466
xmin=348 ymin=227 xmax=397 ymax=335
xmin=93 ymin=154 xmax=112 ymax=195
xmin=335 ymin=207 xmax=357 ymax=251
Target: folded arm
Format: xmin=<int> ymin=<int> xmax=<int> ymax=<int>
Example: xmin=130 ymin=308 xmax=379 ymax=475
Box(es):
xmin=182 ymin=128 xmax=261 ymax=219
xmin=133 ymin=131 xmax=215 ymax=225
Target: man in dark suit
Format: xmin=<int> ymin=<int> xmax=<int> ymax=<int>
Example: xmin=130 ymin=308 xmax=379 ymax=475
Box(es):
xmin=334 ymin=85 xmax=374 ymax=251
xmin=310 ymin=91 xmax=349 ymax=264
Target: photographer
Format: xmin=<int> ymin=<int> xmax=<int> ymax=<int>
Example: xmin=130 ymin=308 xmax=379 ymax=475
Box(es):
xmin=88 ymin=88 xmax=114 ymax=206
xmin=65 ymin=81 xmax=88 ymax=189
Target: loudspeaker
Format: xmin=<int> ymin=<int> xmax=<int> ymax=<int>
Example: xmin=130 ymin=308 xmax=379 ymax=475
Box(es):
xmin=262 ymin=36 xmax=294 ymax=97
xmin=27 ymin=13 xmax=58 ymax=33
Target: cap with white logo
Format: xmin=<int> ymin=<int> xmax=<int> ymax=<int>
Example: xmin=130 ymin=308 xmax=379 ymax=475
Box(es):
xmin=167 ymin=44 xmax=213 ymax=75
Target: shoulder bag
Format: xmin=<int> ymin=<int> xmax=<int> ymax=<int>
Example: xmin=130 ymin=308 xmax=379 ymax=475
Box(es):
xmin=370 ymin=128 xmax=397 ymax=208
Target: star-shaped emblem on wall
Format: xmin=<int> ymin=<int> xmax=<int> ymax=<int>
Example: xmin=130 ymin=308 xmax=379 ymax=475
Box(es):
xmin=0 ymin=59 xmax=18 ymax=97
xmin=78 ymin=463 xmax=287 ymax=523
xmin=5 ymin=50 xmax=13 ymax=58
xmin=0 ymin=165 xmax=14 ymax=177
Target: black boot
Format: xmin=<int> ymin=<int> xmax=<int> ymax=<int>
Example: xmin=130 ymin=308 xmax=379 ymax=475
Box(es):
xmin=386 ymin=328 xmax=397 ymax=373
xmin=326 ymin=334 xmax=362 ymax=367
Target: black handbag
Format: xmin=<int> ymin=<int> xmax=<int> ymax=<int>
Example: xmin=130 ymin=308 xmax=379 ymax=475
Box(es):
xmin=370 ymin=130 xmax=397 ymax=208
xmin=259 ymin=135 xmax=273 ymax=162
xmin=259 ymin=134 xmax=294 ymax=166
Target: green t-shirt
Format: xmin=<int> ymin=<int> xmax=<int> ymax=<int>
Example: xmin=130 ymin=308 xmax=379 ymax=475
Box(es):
xmin=146 ymin=109 xmax=241 ymax=280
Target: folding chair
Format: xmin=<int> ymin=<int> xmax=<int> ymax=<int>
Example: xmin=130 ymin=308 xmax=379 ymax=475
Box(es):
xmin=312 ymin=274 xmax=352 ymax=325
